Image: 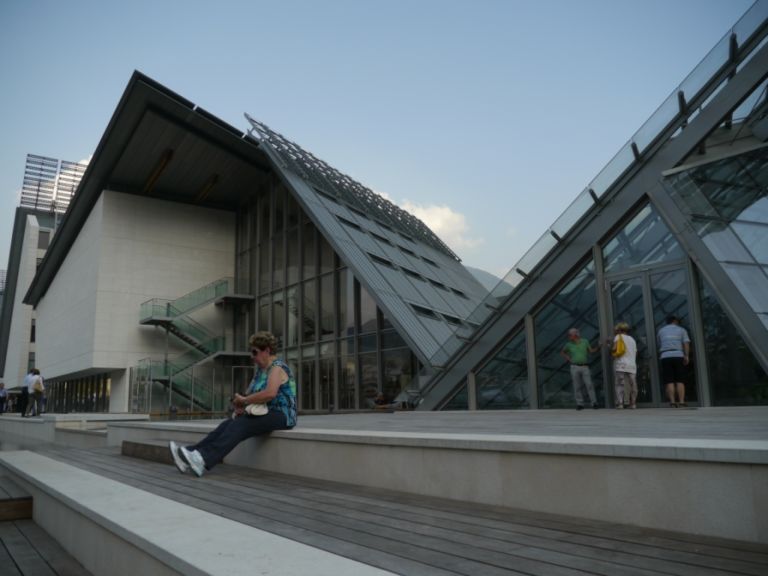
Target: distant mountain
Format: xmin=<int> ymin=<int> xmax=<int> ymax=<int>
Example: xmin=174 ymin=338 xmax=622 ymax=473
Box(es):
xmin=465 ymin=266 xmax=502 ymax=292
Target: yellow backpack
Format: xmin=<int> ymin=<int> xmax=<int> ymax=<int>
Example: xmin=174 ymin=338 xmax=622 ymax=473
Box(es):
xmin=612 ymin=335 xmax=626 ymax=358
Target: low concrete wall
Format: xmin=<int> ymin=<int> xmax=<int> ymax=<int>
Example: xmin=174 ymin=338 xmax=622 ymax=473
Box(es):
xmin=109 ymin=421 xmax=768 ymax=544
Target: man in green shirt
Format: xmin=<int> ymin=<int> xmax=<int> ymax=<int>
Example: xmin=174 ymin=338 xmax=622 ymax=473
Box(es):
xmin=560 ymin=328 xmax=600 ymax=410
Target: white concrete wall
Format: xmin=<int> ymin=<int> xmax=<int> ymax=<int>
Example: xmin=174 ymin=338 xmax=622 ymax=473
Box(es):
xmin=4 ymin=215 xmax=44 ymax=389
xmin=36 ymin=191 xmax=236 ymax=411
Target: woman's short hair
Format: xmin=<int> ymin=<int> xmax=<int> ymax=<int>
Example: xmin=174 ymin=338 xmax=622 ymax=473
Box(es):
xmin=614 ymin=322 xmax=630 ymax=332
xmin=249 ymin=331 xmax=278 ymax=354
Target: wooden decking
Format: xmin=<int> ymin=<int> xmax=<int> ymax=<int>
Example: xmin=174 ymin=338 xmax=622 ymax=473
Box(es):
xmin=34 ymin=445 xmax=768 ymax=576
xmin=0 ymin=474 xmax=92 ymax=576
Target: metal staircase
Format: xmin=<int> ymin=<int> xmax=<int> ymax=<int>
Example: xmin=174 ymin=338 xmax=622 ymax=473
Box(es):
xmin=137 ymin=277 xmax=250 ymax=413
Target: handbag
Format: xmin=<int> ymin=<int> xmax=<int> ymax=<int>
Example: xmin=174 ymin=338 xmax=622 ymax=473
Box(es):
xmin=611 ymin=335 xmax=626 ymax=358
xmin=244 ymin=403 xmax=268 ymax=416
xmin=33 ymin=377 xmax=44 ymax=393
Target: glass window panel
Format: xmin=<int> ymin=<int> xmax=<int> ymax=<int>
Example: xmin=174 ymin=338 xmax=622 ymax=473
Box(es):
xmin=274 ymin=190 xmax=284 ymax=235
xmin=534 ymin=260 xmax=603 ymax=408
xmin=359 ymin=352 xmax=378 ymax=404
xmin=381 ymin=329 xmax=407 ymax=350
xmin=722 ymin=263 xmax=768 ymax=314
xmin=650 ymin=269 xmax=696 ymax=402
xmin=476 ymin=329 xmax=529 ymax=409
xmin=699 ymin=276 xmax=768 ymax=406
xmin=338 ymin=269 xmax=354 ymax=338
xmin=303 ymin=222 xmax=316 ymax=279
xmin=732 ymin=221 xmax=768 ymax=264
xmin=302 ymin=280 xmax=316 ymax=342
xmin=358 ymin=283 xmax=377 ymax=333
xmin=273 ymin=235 xmax=284 ymax=289
xmin=319 ymin=357 xmax=334 ymax=409
xmin=319 ymin=273 xmax=335 ymax=340
xmin=37 ymin=229 xmax=50 ymax=250
xmin=259 ymin=191 xmax=271 ymax=242
xmin=339 ymin=355 xmax=356 ymax=410
xmin=258 ymin=296 xmax=270 ymax=332
xmin=441 ymin=384 xmax=468 ymax=410
xmin=691 ymin=219 xmax=754 ymax=263
xmin=359 ymin=333 xmax=377 ymax=353
xmin=258 ymin=240 xmax=270 ymax=294
xmin=381 ymin=349 xmax=415 ymax=403
xmin=610 ymin=276 xmax=652 ymax=404
xmin=287 ymin=231 xmax=299 ymax=285
xmin=319 ymin=235 xmax=334 ymax=274
xmin=286 ymin=286 xmax=299 ymax=347
xmin=301 ymin=358 xmax=316 ymax=410
xmin=380 ymin=312 xmax=394 ymax=331
xmin=286 ymin=193 xmax=300 ymax=229
xmin=603 ymin=204 xmax=684 ymax=274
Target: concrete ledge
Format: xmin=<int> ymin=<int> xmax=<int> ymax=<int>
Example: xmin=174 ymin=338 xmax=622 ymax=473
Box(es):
xmin=0 ymin=451 xmax=394 ymax=576
xmin=111 ymin=421 xmax=768 ymax=544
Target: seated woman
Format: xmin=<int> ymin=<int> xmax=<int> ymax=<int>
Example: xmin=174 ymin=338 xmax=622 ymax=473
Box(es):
xmin=169 ymin=331 xmax=297 ymax=477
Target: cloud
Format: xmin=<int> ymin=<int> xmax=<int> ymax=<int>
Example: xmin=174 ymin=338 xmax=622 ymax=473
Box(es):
xmin=400 ymin=200 xmax=483 ymax=251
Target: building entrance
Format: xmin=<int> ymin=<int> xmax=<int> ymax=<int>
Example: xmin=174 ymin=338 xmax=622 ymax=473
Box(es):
xmin=607 ymin=265 xmax=697 ymax=407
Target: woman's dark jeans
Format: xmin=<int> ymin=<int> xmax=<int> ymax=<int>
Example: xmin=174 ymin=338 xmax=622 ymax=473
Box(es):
xmin=190 ymin=410 xmax=291 ymax=469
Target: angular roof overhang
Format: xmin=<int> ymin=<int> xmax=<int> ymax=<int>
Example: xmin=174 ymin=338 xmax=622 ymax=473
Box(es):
xmin=24 ymin=71 xmax=272 ymax=305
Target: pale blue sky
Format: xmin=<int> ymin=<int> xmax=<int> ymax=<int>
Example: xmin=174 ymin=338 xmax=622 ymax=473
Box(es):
xmin=0 ymin=0 xmax=752 ymax=278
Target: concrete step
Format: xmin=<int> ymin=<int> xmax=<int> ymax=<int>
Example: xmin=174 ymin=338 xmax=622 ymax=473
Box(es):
xmin=0 ymin=475 xmax=32 ymax=521
xmin=121 ymin=439 xmax=173 ymax=465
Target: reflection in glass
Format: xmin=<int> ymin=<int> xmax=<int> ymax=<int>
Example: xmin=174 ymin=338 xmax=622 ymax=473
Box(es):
xmin=476 ymin=329 xmax=529 ymax=409
xmin=339 ymin=355 xmax=356 ymax=410
xmin=319 ymin=273 xmax=334 ymax=340
xmin=358 ymin=284 xmax=377 ymax=333
xmin=650 ymin=269 xmax=696 ymax=402
xmin=534 ymin=260 xmax=602 ymax=408
xmin=302 ymin=280 xmax=316 ymax=342
xmin=610 ymin=277 xmax=652 ymax=403
xmin=301 ymin=357 xmax=316 ymax=410
xmin=271 ymin=290 xmax=284 ymax=342
xmin=319 ymin=357 xmax=333 ymax=409
xmin=319 ymin=235 xmax=334 ymax=274
xmin=287 ymin=231 xmax=299 ymax=285
xmin=699 ymin=277 xmax=768 ymax=405
xmin=338 ymin=269 xmax=354 ymax=338
xmin=303 ymin=222 xmax=316 ymax=279
xmin=603 ymin=204 xmax=684 ymax=273
xmin=441 ymin=384 xmax=468 ymax=410
xmin=382 ymin=349 xmax=415 ymax=403
xmin=359 ymin=352 xmax=378 ymax=399
xmin=286 ymin=286 xmax=299 ymax=347
xmin=273 ymin=236 xmax=284 ymax=289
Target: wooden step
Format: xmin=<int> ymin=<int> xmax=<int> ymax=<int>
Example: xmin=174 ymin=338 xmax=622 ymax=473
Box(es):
xmin=0 ymin=476 xmax=32 ymax=521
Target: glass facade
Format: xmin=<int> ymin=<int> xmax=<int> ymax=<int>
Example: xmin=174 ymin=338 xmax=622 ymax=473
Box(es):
xmin=535 ymin=260 xmax=602 ymax=408
xmin=475 ymin=328 xmax=529 ymax=409
xmin=665 ymin=147 xmax=768 ymax=329
xmin=237 ymin=176 xmax=420 ymax=411
xmin=699 ymin=275 xmax=768 ymax=405
xmin=45 ymin=373 xmax=111 ymax=413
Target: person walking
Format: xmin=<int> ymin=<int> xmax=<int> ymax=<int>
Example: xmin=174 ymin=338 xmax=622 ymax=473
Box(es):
xmin=19 ymin=369 xmax=33 ymax=417
xmin=0 ymin=383 xmax=7 ymax=414
xmin=608 ymin=322 xmax=638 ymax=409
xmin=560 ymin=328 xmax=601 ymax=410
xmin=169 ymin=331 xmax=297 ymax=477
xmin=657 ymin=315 xmax=691 ymax=407
xmin=26 ymin=369 xmax=44 ymax=417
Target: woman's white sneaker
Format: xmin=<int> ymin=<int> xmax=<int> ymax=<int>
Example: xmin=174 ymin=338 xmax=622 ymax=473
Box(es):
xmin=179 ymin=446 xmax=206 ymax=477
xmin=169 ymin=441 xmax=189 ymax=474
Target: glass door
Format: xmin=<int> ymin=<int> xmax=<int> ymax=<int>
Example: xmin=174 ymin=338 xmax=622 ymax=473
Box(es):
xmin=608 ymin=266 xmax=697 ymax=406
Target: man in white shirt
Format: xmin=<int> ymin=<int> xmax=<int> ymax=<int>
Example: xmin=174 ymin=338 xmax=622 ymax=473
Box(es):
xmin=20 ymin=369 xmax=33 ymax=417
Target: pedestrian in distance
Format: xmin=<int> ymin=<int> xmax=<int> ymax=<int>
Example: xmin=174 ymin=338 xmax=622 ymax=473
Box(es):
xmin=657 ymin=315 xmax=691 ymax=407
xmin=560 ymin=328 xmax=602 ymax=410
xmin=608 ymin=322 xmax=638 ymax=409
